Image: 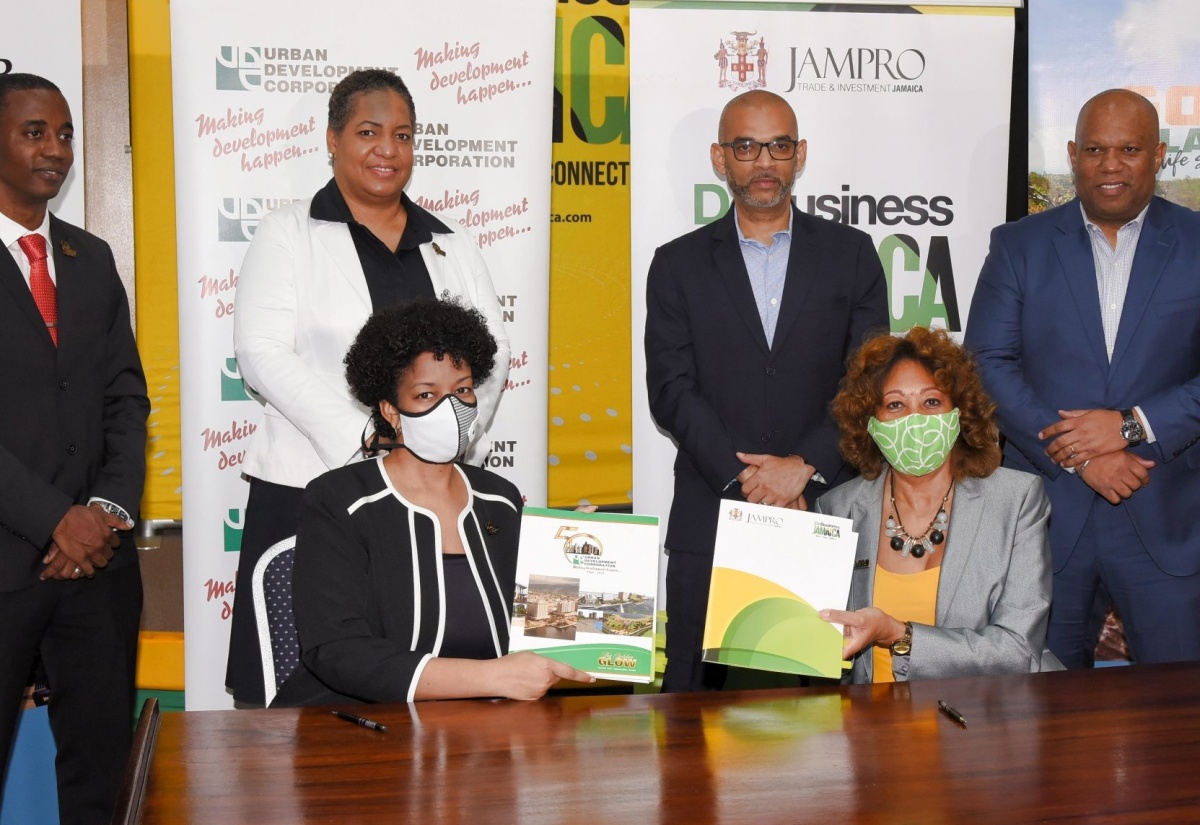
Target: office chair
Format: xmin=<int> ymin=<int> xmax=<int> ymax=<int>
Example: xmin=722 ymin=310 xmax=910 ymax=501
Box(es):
xmin=252 ymin=536 xmax=300 ymax=707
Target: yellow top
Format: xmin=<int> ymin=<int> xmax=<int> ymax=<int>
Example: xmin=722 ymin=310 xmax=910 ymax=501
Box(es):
xmin=871 ymin=564 xmax=940 ymax=683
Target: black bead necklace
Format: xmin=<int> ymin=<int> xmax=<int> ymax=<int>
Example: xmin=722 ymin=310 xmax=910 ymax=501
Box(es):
xmin=885 ymin=471 xmax=953 ymax=559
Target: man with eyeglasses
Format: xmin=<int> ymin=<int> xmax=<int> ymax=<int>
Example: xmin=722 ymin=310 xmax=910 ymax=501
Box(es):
xmin=646 ymin=89 xmax=887 ymax=693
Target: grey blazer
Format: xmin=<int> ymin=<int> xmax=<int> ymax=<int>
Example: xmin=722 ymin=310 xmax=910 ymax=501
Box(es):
xmin=815 ymin=467 xmax=1062 ymax=683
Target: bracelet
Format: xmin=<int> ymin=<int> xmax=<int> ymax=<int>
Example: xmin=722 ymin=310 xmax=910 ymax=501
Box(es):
xmin=1078 ymin=459 xmax=1091 ymax=477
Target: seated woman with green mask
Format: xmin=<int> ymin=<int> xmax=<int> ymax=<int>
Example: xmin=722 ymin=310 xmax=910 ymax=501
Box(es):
xmin=817 ymin=327 xmax=1062 ymax=683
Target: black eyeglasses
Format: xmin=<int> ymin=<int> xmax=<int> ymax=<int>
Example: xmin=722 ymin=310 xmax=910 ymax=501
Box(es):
xmin=718 ymin=139 xmax=800 ymax=161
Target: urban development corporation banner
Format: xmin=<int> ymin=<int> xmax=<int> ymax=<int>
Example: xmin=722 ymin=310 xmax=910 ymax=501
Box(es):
xmin=171 ymin=0 xmax=555 ymax=709
xmin=629 ymin=6 xmax=1014 ymax=571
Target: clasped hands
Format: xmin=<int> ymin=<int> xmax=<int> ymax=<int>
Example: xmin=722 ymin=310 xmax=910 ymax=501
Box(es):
xmin=40 ymin=503 xmax=134 ymax=581
xmin=1039 ymin=409 xmax=1154 ymax=504
xmin=736 ymin=452 xmax=815 ymax=511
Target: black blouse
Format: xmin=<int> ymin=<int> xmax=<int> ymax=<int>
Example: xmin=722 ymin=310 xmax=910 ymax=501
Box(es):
xmin=441 ymin=554 xmax=501 ymax=660
xmin=309 ymin=177 xmax=453 ymax=310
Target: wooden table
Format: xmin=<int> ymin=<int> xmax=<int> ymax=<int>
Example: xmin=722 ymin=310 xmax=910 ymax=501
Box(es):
xmin=139 ymin=663 xmax=1200 ymax=823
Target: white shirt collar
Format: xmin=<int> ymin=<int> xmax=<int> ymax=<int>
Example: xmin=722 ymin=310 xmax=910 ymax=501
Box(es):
xmin=0 ymin=209 xmax=52 ymax=256
xmin=733 ymin=205 xmax=794 ymax=245
xmin=1079 ymin=201 xmax=1150 ymax=236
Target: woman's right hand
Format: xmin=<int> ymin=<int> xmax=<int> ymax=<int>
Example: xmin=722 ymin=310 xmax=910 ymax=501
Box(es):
xmin=819 ymin=607 xmax=907 ymax=658
xmin=489 ymin=652 xmax=595 ymax=700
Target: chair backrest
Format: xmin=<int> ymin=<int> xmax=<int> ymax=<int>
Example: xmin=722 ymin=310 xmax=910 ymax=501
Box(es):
xmin=252 ymin=536 xmax=299 ymax=707
xmin=110 ymin=697 xmax=161 ymax=825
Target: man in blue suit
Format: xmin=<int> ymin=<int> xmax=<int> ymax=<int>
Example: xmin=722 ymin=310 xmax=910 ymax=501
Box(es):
xmin=966 ymin=89 xmax=1200 ymax=668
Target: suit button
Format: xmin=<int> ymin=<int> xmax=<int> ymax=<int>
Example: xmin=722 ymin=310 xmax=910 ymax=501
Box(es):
xmin=761 ymin=433 xmax=772 ymax=443
xmin=765 ymin=366 xmax=776 ymax=376
xmin=59 ymin=381 xmax=69 ymax=390
xmin=67 ymin=445 xmax=78 ymax=454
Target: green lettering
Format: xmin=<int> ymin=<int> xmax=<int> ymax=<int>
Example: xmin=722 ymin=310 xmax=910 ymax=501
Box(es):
xmin=878 ymin=234 xmax=958 ymax=331
xmin=694 ymin=184 xmax=729 ymax=225
xmin=569 ymin=17 xmax=629 ymax=144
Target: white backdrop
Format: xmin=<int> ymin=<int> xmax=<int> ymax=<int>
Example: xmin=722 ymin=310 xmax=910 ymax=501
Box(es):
xmin=171 ymin=0 xmax=555 ymax=709
xmin=4 ymin=0 xmax=84 ymax=225
xmin=629 ymin=7 xmax=1015 ymax=589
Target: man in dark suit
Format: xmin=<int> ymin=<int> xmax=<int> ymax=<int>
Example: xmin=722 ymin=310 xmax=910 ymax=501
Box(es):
xmin=645 ymin=90 xmax=888 ymax=692
xmin=0 ymin=73 xmax=148 ymax=823
xmin=965 ymin=89 xmax=1200 ymax=668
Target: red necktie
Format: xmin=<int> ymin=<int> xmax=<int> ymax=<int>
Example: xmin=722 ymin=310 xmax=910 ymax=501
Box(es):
xmin=17 ymin=234 xmax=58 ymax=346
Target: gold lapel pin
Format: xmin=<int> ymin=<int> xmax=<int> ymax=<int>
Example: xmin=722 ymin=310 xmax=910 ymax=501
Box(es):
xmin=485 ymin=522 xmax=500 ymax=536
xmin=60 ymin=240 xmax=77 ymax=258
xmin=431 ymin=241 xmax=446 ymax=257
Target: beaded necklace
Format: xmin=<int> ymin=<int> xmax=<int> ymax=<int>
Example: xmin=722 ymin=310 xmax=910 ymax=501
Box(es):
xmin=885 ymin=470 xmax=953 ymax=559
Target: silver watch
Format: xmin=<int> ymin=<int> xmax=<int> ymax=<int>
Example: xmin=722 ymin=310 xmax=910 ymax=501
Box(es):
xmin=1119 ymin=409 xmax=1144 ymax=446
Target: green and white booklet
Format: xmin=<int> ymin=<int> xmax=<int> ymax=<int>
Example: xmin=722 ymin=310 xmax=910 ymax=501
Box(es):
xmin=704 ymin=502 xmax=858 ymax=679
xmin=509 ymin=507 xmax=660 ymax=682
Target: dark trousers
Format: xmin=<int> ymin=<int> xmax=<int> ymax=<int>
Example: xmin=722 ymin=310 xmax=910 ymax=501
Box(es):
xmin=661 ymin=549 xmax=727 ymax=693
xmin=0 ymin=562 xmax=142 ymax=825
xmin=1047 ymin=496 xmax=1200 ymax=668
xmin=225 ymin=477 xmax=304 ymax=706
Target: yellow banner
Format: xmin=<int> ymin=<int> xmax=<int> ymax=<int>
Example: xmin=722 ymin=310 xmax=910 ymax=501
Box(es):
xmin=130 ymin=0 xmax=183 ymax=521
xmin=548 ymin=0 xmax=632 ymax=507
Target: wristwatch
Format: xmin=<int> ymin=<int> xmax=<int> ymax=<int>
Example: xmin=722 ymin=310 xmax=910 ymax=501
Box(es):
xmin=1119 ymin=408 xmax=1145 ymax=446
xmin=890 ymin=621 xmax=913 ymax=656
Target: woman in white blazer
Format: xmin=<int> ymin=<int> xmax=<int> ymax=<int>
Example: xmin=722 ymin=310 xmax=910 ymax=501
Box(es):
xmin=817 ymin=327 xmax=1061 ymax=683
xmin=226 ymin=69 xmax=510 ymax=705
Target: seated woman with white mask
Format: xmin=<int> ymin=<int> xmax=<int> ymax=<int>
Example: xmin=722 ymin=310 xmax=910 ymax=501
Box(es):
xmin=817 ymin=327 xmax=1061 ymax=683
xmin=271 ymin=300 xmax=592 ymax=706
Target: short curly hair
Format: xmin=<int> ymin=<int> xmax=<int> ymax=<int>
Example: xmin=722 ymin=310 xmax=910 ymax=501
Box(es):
xmin=344 ymin=299 xmax=497 ymax=439
xmin=832 ymin=327 xmax=1001 ymax=481
xmin=328 ymin=69 xmax=416 ymax=133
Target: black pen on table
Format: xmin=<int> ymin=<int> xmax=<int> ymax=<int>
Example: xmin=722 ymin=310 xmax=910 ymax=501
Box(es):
xmin=332 ymin=710 xmax=389 ymax=732
xmin=937 ymin=699 xmax=967 ymax=728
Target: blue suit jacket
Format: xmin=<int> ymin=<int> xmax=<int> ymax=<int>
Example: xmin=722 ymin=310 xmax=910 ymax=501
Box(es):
xmin=965 ymin=197 xmax=1200 ymax=576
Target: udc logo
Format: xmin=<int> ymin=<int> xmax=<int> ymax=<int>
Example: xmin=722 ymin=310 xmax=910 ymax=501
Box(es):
xmin=221 ymin=357 xmax=252 ymax=402
xmin=218 ymin=198 xmax=270 ymax=242
xmin=556 ymin=526 xmax=602 ymax=565
xmin=224 ymin=508 xmax=245 ymax=552
xmin=216 ymin=46 xmax=262 ymax=91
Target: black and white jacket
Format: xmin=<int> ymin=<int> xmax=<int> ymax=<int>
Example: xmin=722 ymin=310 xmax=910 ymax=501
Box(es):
xmin=272 ymin=457 xmax=522 ymax=706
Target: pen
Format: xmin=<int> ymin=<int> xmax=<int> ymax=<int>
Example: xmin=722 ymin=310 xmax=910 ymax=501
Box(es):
xmin=331 ymin=710 xmax=389 ymax=732
xmin=937 ymin=699 xmax=967 ymax=728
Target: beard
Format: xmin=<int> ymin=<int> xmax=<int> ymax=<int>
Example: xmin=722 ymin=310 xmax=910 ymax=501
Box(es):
xmin=727 ymin=173 xmax=795 ymax=209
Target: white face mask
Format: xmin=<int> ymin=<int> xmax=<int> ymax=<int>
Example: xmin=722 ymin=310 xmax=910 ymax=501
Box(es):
xmin=397 ymin=394 xmax=478 ymax=464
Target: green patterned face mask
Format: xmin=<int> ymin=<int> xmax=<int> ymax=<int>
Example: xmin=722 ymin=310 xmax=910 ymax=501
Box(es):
xmin=867 ymin=409 xmax=961 ymax=476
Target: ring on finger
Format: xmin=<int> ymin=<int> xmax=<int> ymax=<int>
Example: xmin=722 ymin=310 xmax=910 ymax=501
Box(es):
xmin=72 ymin=566 xmax=82 ymax=577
